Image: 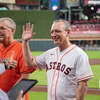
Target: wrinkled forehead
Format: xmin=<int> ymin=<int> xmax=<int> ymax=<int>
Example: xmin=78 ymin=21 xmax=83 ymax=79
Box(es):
xmin=51 ymin=22 xmax=64 ymax=30
xmin=0 ymin=20 xmax=8 ymax=26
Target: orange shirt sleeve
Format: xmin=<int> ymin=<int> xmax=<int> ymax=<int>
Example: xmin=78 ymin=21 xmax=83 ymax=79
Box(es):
xmin=16 ymin=43 xmax=36 ymax=75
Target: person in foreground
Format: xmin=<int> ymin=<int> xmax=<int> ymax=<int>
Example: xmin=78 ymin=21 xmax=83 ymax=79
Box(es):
xmin=22 ymin=19 xmax=93 ymax=100
xmin=0 ymin=17 xmax=36 ymax=100
xmin=0 ymin=52 xmax=23 ymax=100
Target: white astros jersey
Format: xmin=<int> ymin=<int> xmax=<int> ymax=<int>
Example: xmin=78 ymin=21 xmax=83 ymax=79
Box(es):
xmin=34 ymin=44 xmax=93 ymax=100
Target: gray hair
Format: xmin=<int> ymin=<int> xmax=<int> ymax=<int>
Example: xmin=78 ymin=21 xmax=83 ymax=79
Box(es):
xmin=0 ymin=17 xmax=16 ymax=35
xmin=53 ymin=19 xmax=71 ymax=31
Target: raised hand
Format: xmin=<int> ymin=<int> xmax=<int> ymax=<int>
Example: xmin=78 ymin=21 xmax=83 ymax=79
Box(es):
xmin=6 ymin=51 xmax=17 ymax=70
xmin=22 ymin=22 xmax=35 ymax=42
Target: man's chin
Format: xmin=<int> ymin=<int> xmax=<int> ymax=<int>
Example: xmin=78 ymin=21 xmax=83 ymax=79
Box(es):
xmin=54 ymin=41 xmax=59 ymax=45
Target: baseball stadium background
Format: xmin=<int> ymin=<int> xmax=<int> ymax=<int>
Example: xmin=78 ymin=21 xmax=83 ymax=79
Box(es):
xmin=0 ymin=0 xmax=100 ymax=100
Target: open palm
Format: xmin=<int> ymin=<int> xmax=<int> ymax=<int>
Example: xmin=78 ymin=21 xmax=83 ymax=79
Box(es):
xmin=22 ymin=22 xmax=35 ymax=41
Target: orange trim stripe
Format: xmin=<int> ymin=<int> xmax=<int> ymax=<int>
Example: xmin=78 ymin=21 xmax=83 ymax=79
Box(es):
xmin=55 ymin=70 xmax=60 ymax=100
xmin=50 ymin=47 xmax=59 ymax=99
xmin=77 ymin=75 xmax=93 ymax=81
xmin=60 ymin=46 xmax=77 ymax=62
xmin=56 ymin=47 xmax=59 ymax=62
xmin=50 ymin=68 xmax=56 ymax=99
xmin=34 ymin=57 xmax=42 ymax=71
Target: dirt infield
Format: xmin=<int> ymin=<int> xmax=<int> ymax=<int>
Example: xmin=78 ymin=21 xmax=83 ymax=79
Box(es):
xmin=30 ymin=59 xmax=100 ymax=95
xmin=30 ymin=85 xmax=100 ymax=95
xmin=89 ymin=59 xmax=100 ymax=65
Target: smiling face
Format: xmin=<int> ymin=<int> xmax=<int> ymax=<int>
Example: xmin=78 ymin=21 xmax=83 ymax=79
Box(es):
xmin=51 ymin=21 xmax=70 ymax=47
xmin=0 ymin=20 xmax=14 ymax=43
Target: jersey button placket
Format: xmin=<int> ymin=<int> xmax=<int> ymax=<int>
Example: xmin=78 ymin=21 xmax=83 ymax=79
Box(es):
xmin=52 ymin=70 xmax=58 ymax=99
xmin=53 ymin=70 xmax=58 ymax=99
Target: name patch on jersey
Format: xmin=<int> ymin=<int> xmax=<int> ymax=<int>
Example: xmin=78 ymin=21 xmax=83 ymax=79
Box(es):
xmin=46 ymin=62 xmax=72 ymax=75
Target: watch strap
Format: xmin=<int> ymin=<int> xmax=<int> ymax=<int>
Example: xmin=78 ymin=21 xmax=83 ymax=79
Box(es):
xmin=2 ymin=61 xmax=8 ymax=69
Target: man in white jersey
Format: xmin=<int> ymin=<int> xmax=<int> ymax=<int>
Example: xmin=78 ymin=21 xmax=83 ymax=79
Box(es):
xmin=22 ymin=20 xmax=93 ymax=100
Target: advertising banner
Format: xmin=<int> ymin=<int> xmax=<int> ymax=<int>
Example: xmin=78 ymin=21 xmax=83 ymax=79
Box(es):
xmin=85 ymin=0 xmax=100 ymax=5
xmin=71 ymin=31 xmax=100 ymax=34
xmin=16 ymin=0 xmax=39 ymax=4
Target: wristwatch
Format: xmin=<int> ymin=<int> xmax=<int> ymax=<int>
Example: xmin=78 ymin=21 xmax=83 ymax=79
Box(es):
xmin=2 ymin=61 xmax=8 ymax=69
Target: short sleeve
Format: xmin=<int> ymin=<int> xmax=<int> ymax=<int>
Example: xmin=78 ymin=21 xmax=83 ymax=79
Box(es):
xmin=18 ymin=48 xmax=36 ymax=75
xmin=34 ymin=52 xmax=46 ymax=71
xmin=76 ymin=53 xmax=93 ymax=82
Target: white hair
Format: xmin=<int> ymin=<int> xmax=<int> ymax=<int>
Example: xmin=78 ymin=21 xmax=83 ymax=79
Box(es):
xmin=53 ymin=19 xmax=71 ymax=31
xmin=0 ymin=17 xmax=16 ymax=35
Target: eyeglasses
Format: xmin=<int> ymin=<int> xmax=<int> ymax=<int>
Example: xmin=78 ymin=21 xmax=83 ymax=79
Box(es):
xmin=0 ymin=26 xmax=12 ymax=31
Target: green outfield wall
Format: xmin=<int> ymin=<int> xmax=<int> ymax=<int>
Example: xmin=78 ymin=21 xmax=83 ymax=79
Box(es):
xmin=18 ymin=39 xmax=57 ymax=51
xmin=29 ymin=40 xmax=57 ymax=51
xmin=0 ymin=10 xmax=55 ymax=39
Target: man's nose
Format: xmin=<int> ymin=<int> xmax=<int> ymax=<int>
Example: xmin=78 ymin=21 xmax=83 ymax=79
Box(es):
xmin=52 ymin=31 xmax=57 ymax=36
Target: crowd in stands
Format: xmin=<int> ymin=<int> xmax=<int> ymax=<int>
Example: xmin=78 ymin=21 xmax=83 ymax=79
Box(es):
xmin=70 ymin=20 xmax=100 ymax=31
xmin=71 ymin=24 xmax=100 ymax=31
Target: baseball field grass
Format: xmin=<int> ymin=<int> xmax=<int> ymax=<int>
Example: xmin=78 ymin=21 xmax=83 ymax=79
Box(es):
xmin=29 ymin=91 xmax=100 ymax=100
xmin=31 ymin=50 xmax=100 ymax=59
xmin=29 ymin=50 xmax=100 ymax=100
xmin=85 ymin=50 xmax=100 ymax=58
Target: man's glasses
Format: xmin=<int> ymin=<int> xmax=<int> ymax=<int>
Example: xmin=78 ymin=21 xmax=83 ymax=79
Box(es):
xmin=0 ymin=26 xmax=12 ymax=31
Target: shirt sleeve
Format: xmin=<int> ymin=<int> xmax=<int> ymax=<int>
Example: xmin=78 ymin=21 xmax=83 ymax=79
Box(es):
xmin=0 ymin=89 xmax=9 ymax=100
xmin=18 ymin=48 xmax=36 ymax=75
xmin=34 ymin=52 xmax=46 ymax=71
xmin=0 ymin=63 xmax=5 ymax=75
xmin=75 ymin=52 xmax=93 ymax=82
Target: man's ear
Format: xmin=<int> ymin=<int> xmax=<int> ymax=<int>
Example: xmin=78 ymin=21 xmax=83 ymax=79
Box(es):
xmin=67 ymin=30 xmax=70 ymax=37
xmin=11 ymin=28 xmax=15 ymax=35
